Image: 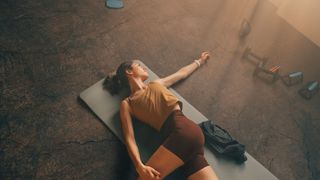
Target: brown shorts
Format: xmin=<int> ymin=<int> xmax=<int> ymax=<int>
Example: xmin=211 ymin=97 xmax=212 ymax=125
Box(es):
xmin=159 ymin=109 xmax=209 ymax=177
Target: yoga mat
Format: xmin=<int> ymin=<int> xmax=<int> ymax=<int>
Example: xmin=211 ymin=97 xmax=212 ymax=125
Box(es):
xmin=79 ymin=60 xmax=278 ymax=180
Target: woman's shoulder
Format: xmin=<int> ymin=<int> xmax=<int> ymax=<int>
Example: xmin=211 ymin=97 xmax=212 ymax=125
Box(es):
xmin=122 ymin=97 xmax=130 ymax=104
xmin=148 ymin=80 xmax=159 ymax=84
xmin=148 ymin=79 xmax=165 ymax=86
xmin=121 ymin=97 xmax=135 ymax=115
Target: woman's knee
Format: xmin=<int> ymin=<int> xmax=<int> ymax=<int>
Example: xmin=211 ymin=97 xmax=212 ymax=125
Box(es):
xmin=187 ymin=166 xmax=219 ymax=180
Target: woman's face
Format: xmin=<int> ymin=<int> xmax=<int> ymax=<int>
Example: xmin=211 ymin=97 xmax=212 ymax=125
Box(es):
xmin=129 ymin=62 xmax=149 ymax=81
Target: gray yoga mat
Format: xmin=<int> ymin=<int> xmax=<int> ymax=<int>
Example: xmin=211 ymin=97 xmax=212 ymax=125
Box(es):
xmin=79 ymin=60 xmax=278 ymax=180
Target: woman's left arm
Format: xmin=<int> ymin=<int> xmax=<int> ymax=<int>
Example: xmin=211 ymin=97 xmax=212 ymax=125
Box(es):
xmin=155 ymin=51 xmax=210 ymax=88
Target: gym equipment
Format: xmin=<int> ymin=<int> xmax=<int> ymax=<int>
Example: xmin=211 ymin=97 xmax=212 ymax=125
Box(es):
xmin=281 ymin=72 xmax=303 ymax=86
xmin=79 ymin=60 xmax=278 ymax=180
xmin=239 ymin=19 xmax=251 ymax=38
xmin=253 ymin=61 xmax=281 ymax=83
xmin=253 ymin=61 xmax=267 ymax=75
xmin=242 ymin=47 xmax=268 ymax=66
xmin=298 ymin=80 xmax=319 ymax=100
xmin=106 ymin=0 xmax=124 ymax=9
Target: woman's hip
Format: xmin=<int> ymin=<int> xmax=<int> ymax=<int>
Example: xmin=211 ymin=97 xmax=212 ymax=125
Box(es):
xmin=159 ymin=110 xmax=205 ymax=146
xmin=159 ymin=110 xmax=205 ymax=162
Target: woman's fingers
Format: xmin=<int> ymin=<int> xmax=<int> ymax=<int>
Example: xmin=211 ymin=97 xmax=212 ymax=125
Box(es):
xmin=150 ymin=167 xmax=161 ymax=177
xmin=201 ymin=53 xmax=210 ymax=61
xmin=144 ymin=166 xmax=161 ymax=179
xmin=201 ymin=52 xmax=210 ymax=58
xmin=152 ymin=168 xmax=161 ymax=176
xmin=203 ymin=51 xmax=209 ymax=55
xmin=148 ymin=171 xmax=155 ymax=178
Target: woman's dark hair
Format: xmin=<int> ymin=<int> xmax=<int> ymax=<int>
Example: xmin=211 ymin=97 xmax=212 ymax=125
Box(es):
xmin=103 ymin=60 xmax=134 ymax=95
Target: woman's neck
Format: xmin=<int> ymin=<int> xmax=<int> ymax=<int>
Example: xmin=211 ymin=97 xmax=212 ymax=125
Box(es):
xmin=128 ymin=77 xmax=147 ymax=94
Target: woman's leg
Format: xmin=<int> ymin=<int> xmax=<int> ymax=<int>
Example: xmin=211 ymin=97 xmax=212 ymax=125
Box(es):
xmin=138 ymin=145 xmax=184 ymax=179
xmin=187 ymin=165 xmax=219 ymax=180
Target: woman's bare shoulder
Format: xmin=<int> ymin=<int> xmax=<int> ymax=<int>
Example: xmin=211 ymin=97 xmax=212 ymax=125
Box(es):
xmin=121 ymin=98 xmax=134 ymax=114
xmin=149 ymin=79 xmax=164 ymax=85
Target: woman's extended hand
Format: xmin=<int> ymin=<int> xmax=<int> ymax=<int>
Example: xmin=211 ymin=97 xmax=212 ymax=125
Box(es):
xmin=198 ymin=51 xmax=210 ymax=65
xmin=137 ymin=164 xmax=161 ymax=180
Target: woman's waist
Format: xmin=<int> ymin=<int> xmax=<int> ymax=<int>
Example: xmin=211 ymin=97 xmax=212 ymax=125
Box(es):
xmin=132 ymin=102 xmax=183 ymax=132
xmin=159 ymin=109 xmax=184 ymax=135
xmin=172 ymin=103 xmax=181 ymax=111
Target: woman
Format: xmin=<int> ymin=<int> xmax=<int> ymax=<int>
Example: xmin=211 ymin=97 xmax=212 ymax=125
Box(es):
xmin=103 ymin=52 xmax=219 ymax=180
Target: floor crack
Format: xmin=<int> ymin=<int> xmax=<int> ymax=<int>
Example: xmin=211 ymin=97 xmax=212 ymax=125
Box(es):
xmin=59 ymin=138 xmax=118 ymax=146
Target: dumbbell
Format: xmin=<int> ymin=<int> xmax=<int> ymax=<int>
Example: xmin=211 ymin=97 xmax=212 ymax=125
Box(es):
xmin=281 ymin=71 xmax=303 ymax=86
xmin=298 ymin=81 xmax=319 ymax=100
xmin=253 ymin=60 xmax=267 ymax=76
xmin=253 ymin=63 xmax=281 ymax=83
xmin=239 ymin=19 xmax=251 ymax=38
xmin=242 ymin=47 xmax=268 ymax=65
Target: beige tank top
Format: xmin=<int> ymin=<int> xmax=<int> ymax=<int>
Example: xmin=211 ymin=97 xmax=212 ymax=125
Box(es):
xmin=125 ymin=81 xmax=183 ymax=132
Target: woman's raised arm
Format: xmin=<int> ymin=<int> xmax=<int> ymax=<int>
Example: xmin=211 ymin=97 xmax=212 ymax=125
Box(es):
xmin=154 ymin=51 xmax=210 ymax=88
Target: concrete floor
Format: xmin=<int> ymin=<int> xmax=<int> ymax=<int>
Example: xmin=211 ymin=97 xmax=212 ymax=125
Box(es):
xmin=1 ymin=0 xmax=319 ymax=179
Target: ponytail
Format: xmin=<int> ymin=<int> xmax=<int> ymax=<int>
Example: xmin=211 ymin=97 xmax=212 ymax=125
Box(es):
xmin=103 ymin=61 xmax=133 ymax=95
xmin=103 ymin=72 xmax=122 ymax=95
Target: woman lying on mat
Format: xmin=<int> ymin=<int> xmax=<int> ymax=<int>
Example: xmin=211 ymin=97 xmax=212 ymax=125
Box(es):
xmin=103 ymin=52 xmax=218 ymax=180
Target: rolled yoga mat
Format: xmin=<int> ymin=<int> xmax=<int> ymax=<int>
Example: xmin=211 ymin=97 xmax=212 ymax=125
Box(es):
xmin=79 ymin=60 xmax=278 ymax=180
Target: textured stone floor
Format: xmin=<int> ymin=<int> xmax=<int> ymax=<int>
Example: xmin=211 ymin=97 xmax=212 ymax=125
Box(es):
xmin=1 ymin=0 xmax=319 ymax=179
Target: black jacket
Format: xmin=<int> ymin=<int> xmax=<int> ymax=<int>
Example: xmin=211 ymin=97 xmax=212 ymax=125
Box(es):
xmin=198 ymin=120 xmax=247 ymax=163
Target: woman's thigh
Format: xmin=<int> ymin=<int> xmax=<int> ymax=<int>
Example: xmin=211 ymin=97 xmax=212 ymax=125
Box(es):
xmin=145 ymin=145 xmax=184 ymax=179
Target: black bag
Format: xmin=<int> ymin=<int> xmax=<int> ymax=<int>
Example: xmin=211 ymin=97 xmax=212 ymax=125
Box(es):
xmin=198 ymin=120 xmax=247 ymax=163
